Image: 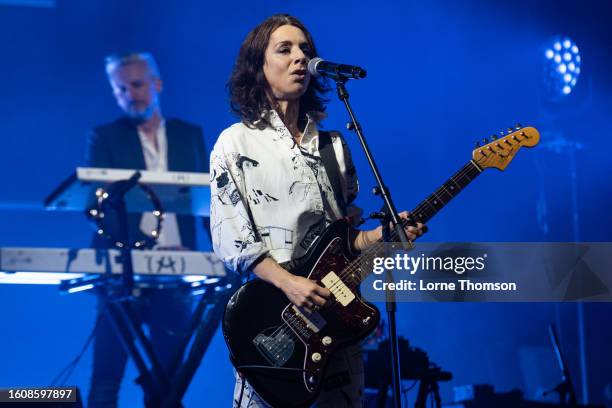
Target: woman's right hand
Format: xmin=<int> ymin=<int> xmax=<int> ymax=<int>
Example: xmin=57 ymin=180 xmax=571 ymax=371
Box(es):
xmin=279 ymin=274 xmax=331 ymax=312
xmin=252 ymin=257 xmax=331 ymax=313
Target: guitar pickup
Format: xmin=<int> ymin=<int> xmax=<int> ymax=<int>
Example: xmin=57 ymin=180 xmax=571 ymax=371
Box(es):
xmin=321 ymin=271 xmax=355 ymax=307
xmin=291 ymin=306 xmax=327 ymax=333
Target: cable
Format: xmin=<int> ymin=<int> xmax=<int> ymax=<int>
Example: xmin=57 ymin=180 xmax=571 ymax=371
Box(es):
xmin=401 ymin=381 xmax=418 ymax=408
xmin=49 ymin=310 xmax=103 ymax=386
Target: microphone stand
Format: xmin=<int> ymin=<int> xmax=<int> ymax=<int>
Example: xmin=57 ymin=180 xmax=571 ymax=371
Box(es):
xmin=333 ymin=76 xmax=412 ymax=408
xmin=104 ymin=171 xmax=142 ymax=294
xmin=96 ymin=171 xmax=172 ymax=406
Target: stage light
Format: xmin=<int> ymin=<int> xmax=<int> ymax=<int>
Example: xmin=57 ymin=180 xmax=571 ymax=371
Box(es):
xmin=182 ymin=275 xmax=220 ymax=285
xmin=0 ymin=271 xmax=84 ymax=284
xmin=67 ymin=284 xmax=95 ymax=294
xmin=542 ymin=36 xmax=581 ymax=99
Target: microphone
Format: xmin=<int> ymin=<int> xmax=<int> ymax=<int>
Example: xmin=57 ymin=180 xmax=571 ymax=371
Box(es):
xmin=307 ymin=57 xmax=367 ymax=80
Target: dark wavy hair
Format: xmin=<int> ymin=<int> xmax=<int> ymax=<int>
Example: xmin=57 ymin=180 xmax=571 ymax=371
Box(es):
xmin=228 ymin=14 xmax=329 ymax=128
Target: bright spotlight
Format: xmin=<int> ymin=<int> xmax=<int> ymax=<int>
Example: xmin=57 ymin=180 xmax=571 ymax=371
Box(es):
xmin=542 ymin=35 xmax=581 ymax=100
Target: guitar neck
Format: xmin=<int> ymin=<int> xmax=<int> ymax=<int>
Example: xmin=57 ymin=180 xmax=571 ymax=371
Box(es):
xmin=350 ymin=125 xmax=539 ymax=284
xmin=368 ymin=160 xmax=482 ymax=248
xmin=411 ymin=160 xmax=482 ymax=224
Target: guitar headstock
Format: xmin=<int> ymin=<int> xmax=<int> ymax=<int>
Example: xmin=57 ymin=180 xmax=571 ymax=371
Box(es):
xmin=472 ymin=125 xmax=540 ymax=170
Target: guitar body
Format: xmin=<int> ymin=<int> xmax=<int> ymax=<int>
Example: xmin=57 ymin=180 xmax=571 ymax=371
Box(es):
xmin=222 ymin=219 xmax=380 ymax=408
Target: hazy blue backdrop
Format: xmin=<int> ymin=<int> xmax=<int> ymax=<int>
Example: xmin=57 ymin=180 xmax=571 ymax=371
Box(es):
xmin=1 ymin=0 xmax=611 ymax=406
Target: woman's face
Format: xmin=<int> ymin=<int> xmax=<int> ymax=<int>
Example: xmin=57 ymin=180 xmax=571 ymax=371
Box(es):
xmin=263 ymin=24 xmax=312 ymax=102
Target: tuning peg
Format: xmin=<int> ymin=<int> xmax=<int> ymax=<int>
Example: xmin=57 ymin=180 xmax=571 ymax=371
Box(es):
xmin=483 ymin=138 xmax=489 ymax=144
xmin=515 ymin=123 xmax=523 ymax=129
xmin=475 ymin=141 xmax=481 ymax=148
xmin=491 ymin=135 xmax=497 ymax=140
xmin=507 ymin=127 xmax=514 ymax=133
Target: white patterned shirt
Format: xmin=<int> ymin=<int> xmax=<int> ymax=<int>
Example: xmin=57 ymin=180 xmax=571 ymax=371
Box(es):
xmin=210 ymin=110 xmax=359 ymax=274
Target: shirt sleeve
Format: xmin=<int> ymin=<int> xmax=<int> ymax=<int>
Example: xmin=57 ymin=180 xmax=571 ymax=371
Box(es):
xmin=209 ymin=129 xmax=269 ymax=274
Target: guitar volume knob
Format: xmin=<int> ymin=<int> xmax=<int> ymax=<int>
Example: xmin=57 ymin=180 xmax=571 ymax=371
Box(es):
xmin=311 ymin=352 xmax=322 ymax=363
xmin=322 ymin=336 xmax=333 ymax=346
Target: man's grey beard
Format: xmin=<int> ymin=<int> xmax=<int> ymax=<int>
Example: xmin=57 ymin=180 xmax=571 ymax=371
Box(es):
xmin=126 ymin=105 xmax=155 ymax=124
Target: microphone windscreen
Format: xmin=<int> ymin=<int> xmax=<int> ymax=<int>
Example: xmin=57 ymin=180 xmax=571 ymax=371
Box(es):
xmin=307 ymin=57 xmax=323 ymax=77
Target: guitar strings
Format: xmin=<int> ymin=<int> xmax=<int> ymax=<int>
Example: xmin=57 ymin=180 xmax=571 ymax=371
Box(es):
xmin=260 ymin=160 xmax=481 ymax=357
xmin=259 ymin=160 xmax=483 ymax=359
xmin=261 ymin=138 xmax=528 ymax=357
xmin=337 ymin=161 xmax=482 ymax=286
xmin=338 ymin=131 xmax=529 ymax=286
xmin=335 ymin=135 xmax=527 ymax=289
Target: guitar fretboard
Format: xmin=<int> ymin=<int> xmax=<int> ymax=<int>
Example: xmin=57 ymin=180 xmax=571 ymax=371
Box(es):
xmin=411 ymin=160 xmax=482 ymax=224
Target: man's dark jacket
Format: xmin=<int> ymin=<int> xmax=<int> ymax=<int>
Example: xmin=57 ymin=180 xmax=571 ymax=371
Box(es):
xmin=85 ymin=117 xmax=208 ymax=249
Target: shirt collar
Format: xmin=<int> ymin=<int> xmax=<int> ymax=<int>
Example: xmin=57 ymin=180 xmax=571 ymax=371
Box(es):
xmin=262 ymin=109 xmax=326 ymax=133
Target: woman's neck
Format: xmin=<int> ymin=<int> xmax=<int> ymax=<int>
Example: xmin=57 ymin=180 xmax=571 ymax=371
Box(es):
xmin=274 ymin=99 xmax=302 ymax=139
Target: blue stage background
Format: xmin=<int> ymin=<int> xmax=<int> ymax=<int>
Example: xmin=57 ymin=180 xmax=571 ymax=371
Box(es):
xmin=1 ymin=0 xmax=611 ymax=406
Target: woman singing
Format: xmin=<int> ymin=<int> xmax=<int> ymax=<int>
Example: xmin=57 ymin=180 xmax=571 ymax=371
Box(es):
xmin=210 ymin=14 xmax=426 ymax=407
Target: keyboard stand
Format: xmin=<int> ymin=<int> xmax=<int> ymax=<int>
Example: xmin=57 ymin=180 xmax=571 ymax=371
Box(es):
xmin=101 ymin=278 xmax=234 ymax=408
xmin=44 ymin=168 xmax=228 ymax=408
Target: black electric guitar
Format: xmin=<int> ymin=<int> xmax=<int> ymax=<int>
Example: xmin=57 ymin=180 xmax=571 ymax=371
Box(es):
xmin=222 ymin=126 xmax=540 ymax=408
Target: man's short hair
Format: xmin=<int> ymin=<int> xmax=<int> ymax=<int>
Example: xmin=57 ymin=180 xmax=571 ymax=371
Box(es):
xmin=104 ymin=52 xmax=161 ymax=78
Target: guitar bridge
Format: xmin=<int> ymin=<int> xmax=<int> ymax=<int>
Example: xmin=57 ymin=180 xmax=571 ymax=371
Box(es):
xmin=253 ymin=330 xmax=294 ymax=367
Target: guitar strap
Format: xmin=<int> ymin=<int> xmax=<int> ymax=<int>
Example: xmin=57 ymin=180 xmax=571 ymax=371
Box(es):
xmin=318 ymin=130 xmax=347 ymax=215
